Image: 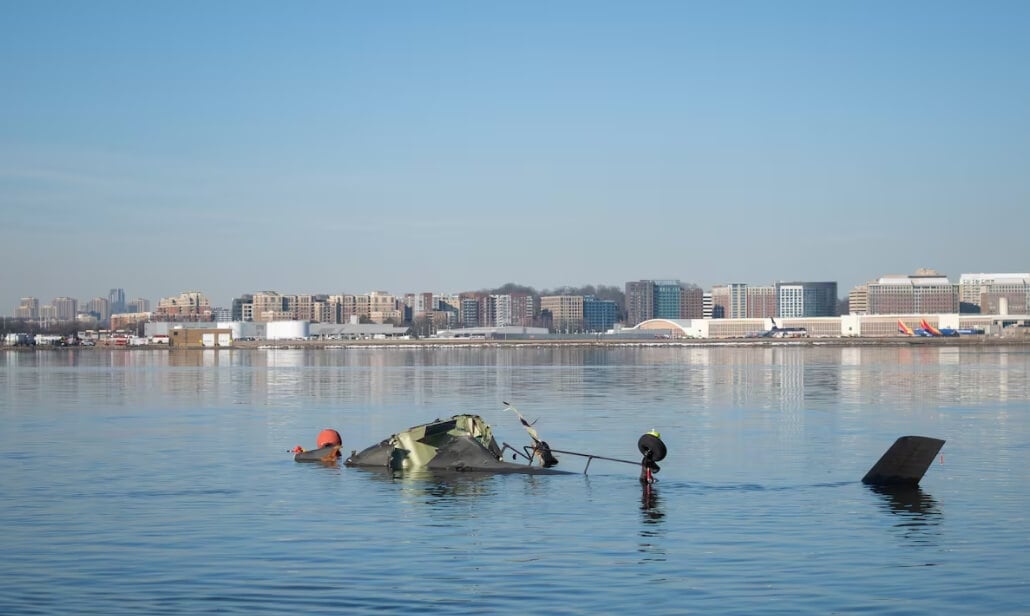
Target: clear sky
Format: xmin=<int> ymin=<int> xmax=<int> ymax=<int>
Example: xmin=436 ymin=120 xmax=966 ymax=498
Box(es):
xmin=3 ymin=1 xmax=1029 ymax=311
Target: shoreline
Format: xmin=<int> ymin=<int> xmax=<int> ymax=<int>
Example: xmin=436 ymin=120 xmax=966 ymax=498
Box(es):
xmin=6 ymin=335 xmax=1028 ymax=351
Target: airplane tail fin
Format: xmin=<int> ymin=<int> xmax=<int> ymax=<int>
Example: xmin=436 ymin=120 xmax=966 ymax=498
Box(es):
xmin=920 ymin=319 xmax=942 ymax=336
xmin=862 ymin=436 xmax=945 ymax=486
xmin=898 ymin=320 xmax=914 ymax=335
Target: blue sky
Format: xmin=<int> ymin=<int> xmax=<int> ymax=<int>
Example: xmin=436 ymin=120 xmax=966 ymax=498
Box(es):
xmin=3 ymin=1 xmax=1029 ymax=311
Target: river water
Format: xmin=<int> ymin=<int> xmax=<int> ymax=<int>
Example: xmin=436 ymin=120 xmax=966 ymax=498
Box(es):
xmin=1 ymin=345 xmax=1027 ymax=614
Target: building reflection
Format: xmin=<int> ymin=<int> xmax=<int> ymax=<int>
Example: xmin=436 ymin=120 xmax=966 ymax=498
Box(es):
xmin=56 ymin=345 xmax=1024 ymax=419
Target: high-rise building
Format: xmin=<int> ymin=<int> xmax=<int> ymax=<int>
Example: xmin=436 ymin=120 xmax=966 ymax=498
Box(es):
xmin=680 ymin=286 xmax=704 ymax=319
xmin=460 ymin=297 xmax=480 ymax=326
xmin=84 ymin=297 xmax=111 ymax=323
xmin=541 ymin=295 xmax=584 ymax=332
xmin=583 ymin=296 xmax=617 ymax=332
xmin=15 ymin=297 xmax=39 ymax=320
xmin=108 ymin=288 xmax=126 ymax=314
xmin=653 ymin=280 xmax=683 ymax=320
xmin=127 ymin=298 xmax=150 ymax=313
xmin=702 ymin=293 xmax=714 ymax=319
xmin=232 ymin=295 xmax=254 ymax=321
xmin=52 ymin=297 xmax=78 ymax=320
xmin=710 ymin=285 xmax=730 ymax=319
xmin=510 ymin=293 xmax=537 ymax=327
xmin=625 ymin=280 xmax=655 ymax=326
xmin=746 ymin=286 xmax=777 ymax=318
xmin=38 ymin=304 xmax=57 ymax=322
xmin=776 ymin=282 xmax=837 ymax=317
xmin=491 ymin=294 xmax=513 ymax=327
xmin=626 ymin=279 xmax=702 ymax=324
xmin=710 ymin=284 xmax=748 ymax=318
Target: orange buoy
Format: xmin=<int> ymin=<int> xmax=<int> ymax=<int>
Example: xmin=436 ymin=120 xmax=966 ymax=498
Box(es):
xmin=317 ymin=429 xmax=342 ymax=448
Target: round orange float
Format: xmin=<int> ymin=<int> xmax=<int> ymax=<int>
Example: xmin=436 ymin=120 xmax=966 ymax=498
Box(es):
xmin=316 ymin=428 xmax=342 ymax=448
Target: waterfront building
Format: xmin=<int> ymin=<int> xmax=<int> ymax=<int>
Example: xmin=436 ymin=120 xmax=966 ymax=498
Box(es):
xmin=702 ymin=293 xmax=713 ymax=319
xmin=746 ymin=286 xmax=777 ymax=318
xmin=625 ymin=279 xmax=701 ymax=325
xmin=540 ymin=295 xmax=584 ymax=332
xmin=710 ymin=285 xmax=730 ymax=318
xmin=959 ymin=273 xmax=1030 ymax=313
xmin=460 ymin=297 xmax=480 ymax=326
xmin=680 ymin=285 xmax=705 ymax=319
xmin=710 ymin=284 xmax=748 ymax=318
xmin=491 ymin=294 xmax=513 ymax=327
xmin=625 ymin=280 xmax=654 ymax=326
xmin=866 ymin=270 xmax=958 ymax=315
xmin=628 ymin=312 xmax=1024 ymax=339
xmin=510 ymin=293 xmax=538 ymax=327
xmin=776 ymin=281 xmax=838 ymax=317
xmin=728 ymin=283 xmax=748 ymax=319
xmin=583 ymin=296 xmax=618 ymax=332
xmin=653 ymin=280 xmax=683 ymax=319
xmin=848 ymin=284 xmax=869 ymax=315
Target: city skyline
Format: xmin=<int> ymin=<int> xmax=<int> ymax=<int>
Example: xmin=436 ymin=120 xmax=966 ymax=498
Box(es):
xmin=10 ymin=269 xmax=1029 ymax=321
xmin=4 ymin=3 xmax=1029 ymax=312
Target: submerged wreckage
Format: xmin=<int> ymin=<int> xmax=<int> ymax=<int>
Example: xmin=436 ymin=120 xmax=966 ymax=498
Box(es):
xmin=294 ymin=402 xmax=943 ymax=487
xmin=295 ymin=402 xmax=668 ymax=483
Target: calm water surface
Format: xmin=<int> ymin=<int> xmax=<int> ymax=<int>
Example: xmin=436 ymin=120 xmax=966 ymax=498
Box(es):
xmin=1 ymin=346 xmax=1028 ymax=614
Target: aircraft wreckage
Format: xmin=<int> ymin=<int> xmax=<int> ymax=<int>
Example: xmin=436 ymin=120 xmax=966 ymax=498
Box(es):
xmin=293 ymin=402 xmax=944 ymax=487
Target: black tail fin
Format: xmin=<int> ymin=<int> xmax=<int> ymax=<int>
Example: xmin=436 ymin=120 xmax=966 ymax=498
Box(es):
xmin=862 ymin=436 xmax=945 ymax=486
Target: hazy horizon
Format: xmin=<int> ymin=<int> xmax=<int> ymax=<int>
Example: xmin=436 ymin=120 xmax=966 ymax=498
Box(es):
xmin=4 ymin=2 xmax=1029 ymax=311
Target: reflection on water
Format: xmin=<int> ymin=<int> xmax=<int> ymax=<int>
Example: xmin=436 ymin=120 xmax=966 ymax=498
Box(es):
xmin=869 ymin=484 xmax=942 ymax=546
xmin=638 ymin=483 xmax=666 ymax=564
xmin=9 ymin=345 xmax=1024 ymax=413
xmin=870 ymin=484 xmax=941 ymax=518
xmin=640 ymin=483 xmax=664 ymax=523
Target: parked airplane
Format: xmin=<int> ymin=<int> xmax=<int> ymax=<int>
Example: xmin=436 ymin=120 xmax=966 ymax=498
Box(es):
xmin=762 ymin=318 xmax=808 ymax=338
xmin=920 ymin=319 xmax=959 ymax=337
xmin=897 ymin=320 xmax=932 ymax=336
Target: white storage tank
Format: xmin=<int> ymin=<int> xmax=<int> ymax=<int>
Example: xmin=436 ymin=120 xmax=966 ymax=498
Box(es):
xmin=265 ymin=320 xmax=309 ymax=340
